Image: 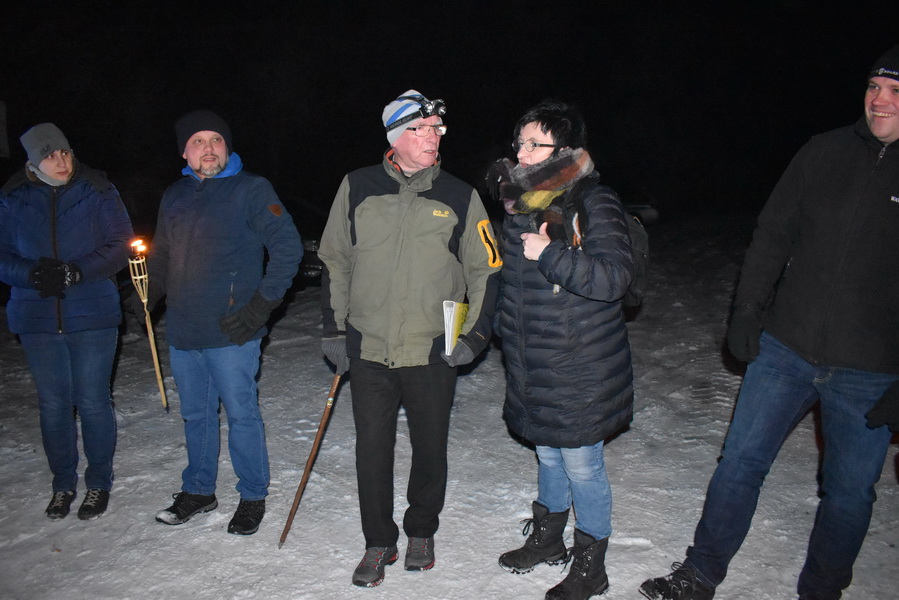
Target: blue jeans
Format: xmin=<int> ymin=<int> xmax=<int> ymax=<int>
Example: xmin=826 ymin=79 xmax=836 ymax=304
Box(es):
xmin=20 ymin=327 xmax=119 ymax=492
xmin=685 ymin=332 xmax=896 ymax=599
xmin=169 ymin=341 xmax=269 ymax=500
xmin=536 ymin=441 xmax=613 ymax=540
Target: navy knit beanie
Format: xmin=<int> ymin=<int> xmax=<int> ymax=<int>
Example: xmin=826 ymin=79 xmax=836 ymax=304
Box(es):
xmin=175 ymin=110 xmax=233 ymax=153
xmin=870 ymin=45 xmax=899 ymax=82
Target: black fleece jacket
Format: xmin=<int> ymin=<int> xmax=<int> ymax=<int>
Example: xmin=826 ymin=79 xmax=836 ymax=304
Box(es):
xmin=735 ymin=118 xmax=899 ymax=374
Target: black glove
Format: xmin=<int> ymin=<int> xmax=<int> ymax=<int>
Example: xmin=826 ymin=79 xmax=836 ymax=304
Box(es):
xmin=726 ymin=304 xmax=763 ymax=363
xmin=441 ymin=335 xmax=477 ymax=368
xmin=866 ymin=381 xmax=899 ymax=432
xmin=125 ymin=280 xmax=164 ymax=325
xmin=322 ymin=334 xmax=349 ymax=375
xmin=219 ymin=290 xmax=281 ymax=346
xmin=29 ymin=257 xmax=80 ymax=298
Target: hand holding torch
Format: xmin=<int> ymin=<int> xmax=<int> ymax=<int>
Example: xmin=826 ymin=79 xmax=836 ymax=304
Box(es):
xmin=129 ymin=239 xmax=168 ymax=411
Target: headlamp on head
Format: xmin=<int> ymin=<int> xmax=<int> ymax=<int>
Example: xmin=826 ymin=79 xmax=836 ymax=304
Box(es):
xmin=386 ymin=96 xmax=448 ymax=133
xmin=409 ymin=97 xmax=447 ymax=118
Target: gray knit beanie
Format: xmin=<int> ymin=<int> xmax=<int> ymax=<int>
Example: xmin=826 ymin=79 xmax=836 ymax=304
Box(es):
xmin=20 ymin=123 xmax=71 ymax=166
xmin=382 ymin=90 xmax=447 ymax=146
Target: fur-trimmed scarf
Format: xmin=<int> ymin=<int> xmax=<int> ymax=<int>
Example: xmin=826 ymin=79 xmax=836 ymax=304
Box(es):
xmin=488 ymin=147 xmax=595 ymax=245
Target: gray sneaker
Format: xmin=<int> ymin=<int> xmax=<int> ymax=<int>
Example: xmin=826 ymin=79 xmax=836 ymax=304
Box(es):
xmin=352 ymin=546 xmax=398 ymax=587
xmin=404 ymin=536 xmax=435 ymax=571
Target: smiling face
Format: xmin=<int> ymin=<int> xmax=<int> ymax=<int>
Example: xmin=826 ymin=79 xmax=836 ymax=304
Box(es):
xmin=516 ymin=122 xmax=557 ymax=168
xmin=391 ymin=115 xmax=443 ymax=174
xmin=182 ymin=130 xmax=229 ymax=179
xmin=865 ymin=76 xmax=899 ymax=145
xmin=38 ymin=149 xmax=74 ymax=182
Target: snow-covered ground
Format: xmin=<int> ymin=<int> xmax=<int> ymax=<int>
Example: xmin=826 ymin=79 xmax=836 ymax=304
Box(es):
xmin=0 ymin=214 xmax=896 ymax=600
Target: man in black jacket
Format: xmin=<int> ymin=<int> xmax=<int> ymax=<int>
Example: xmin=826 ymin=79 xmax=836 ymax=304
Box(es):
xmin=640 ymin=45 xmax=899 ymax=600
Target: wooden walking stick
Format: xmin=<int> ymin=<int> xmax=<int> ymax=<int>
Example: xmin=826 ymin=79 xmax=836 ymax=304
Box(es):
xmin=279 ymin=373 xmax=342 ymax=549
xmin=128 ymin=239 xmax=168 ymax=411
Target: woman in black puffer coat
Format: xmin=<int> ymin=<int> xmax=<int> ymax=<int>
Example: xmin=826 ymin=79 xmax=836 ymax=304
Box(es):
xmin=491 ymin=101 xmax=634 ymax=600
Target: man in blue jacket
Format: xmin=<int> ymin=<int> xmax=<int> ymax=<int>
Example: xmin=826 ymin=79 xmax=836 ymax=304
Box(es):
xmin=640 ymin=45 xmax=899 ymax=600
xmin=147 ymin=110 xmax=302 ymax=535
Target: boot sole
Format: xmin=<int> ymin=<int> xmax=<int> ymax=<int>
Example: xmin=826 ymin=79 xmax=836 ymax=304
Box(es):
xmin=155 ymin=500 xmax=218 ymax=525
xmin=499 ymin=552 xmax=567 ymax=574
xmin=547 ymin=580 xmax=609 ymax=599
xmin=352 ymin=555 xmax=398 ymax=587
xmin=404 ymin=559 xmax=435 ymax=571
xmin=227 ymin=523 xmax=260 ymax=535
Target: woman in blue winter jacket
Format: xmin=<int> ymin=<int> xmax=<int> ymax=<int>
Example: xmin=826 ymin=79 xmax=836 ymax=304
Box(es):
xmin=0 ymin=123 xmax=133 ymax=521
xmin=490 ymin=101 xmax=635 ymax=600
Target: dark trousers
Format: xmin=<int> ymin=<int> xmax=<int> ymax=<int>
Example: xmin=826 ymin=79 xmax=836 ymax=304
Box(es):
xmin=350 ymin=358 xmax=457 ymax=548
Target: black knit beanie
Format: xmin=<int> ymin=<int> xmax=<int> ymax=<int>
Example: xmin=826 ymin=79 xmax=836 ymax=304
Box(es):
xmin=175 ymin=110 xmax=233 ymax=153
xmin=870 ymin=45 xmax=899 ymax=82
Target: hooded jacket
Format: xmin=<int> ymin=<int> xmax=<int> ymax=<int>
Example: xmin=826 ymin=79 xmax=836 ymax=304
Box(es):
xmin=148 ymin=153 xmax=302 ymax=350
xmin=499 ymin=173 xmax=635 ymax=448
xmin=735 ymin=118 xmax=899 ymax=374
xmin=319 ymin=152 xmax=502 ymax=367
xmin=0 ymin=161 xmax=133 ymax=334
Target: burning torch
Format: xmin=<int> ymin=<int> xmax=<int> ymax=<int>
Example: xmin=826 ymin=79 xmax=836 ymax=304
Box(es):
xmin=129 ymin=239 xmax=168 ymax=411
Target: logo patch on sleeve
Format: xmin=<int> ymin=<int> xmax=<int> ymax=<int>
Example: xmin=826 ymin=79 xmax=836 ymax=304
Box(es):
xmin=477 ymin=219 xmax=502 ymax=267
xmin=268 ymin=204 xmax=283 ymax=216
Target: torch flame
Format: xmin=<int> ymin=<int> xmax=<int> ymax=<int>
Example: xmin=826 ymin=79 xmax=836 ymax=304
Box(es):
xmin=131 ymin=239 xmax=147 ymax=254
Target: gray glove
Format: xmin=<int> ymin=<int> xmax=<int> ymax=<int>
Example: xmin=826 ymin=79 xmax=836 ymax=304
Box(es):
xmin=441 ymin=335 xmax=476 ymax=368
xmin=322 ymin=334 xmax=349 ymax=375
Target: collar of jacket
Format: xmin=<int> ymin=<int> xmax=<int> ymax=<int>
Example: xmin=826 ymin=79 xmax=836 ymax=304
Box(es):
xmin=181 ymin=151 xmax=244 ymax=181
xmin=382 ymin=149 xmax=441 ymax=191
xmin=854 ymin=116 xmax=897 ymax=153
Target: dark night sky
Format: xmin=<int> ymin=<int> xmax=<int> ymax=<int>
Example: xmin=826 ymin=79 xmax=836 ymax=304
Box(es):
xmin=2 ymin=2 xmax=897 ymax=234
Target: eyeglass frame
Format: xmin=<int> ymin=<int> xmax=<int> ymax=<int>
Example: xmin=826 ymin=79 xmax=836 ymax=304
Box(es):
xmin=406 ymin=123 xmax=448 ymax=137
xmin=512 ymin=139 xmax=558 ymax=153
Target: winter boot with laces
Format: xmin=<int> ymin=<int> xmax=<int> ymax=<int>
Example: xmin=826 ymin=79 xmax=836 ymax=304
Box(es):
xmin=228 ymin=499 xmax=265 ymax=535
xmin=639 ymin=562 xmax=715 ymax=600
xmin=404 ymin=536 xmax=436 ymax=571
xmin=352 ymin=545 xmax=398 ymax=587
xmin=155 ymin=491 xmax=218 ymax=525
xmin=545 ymin=529 xmax=609 ymax=599
xmin=77 ymin=489 xmax=110 ymax=520
xmin=45 ymin=491 xmax=76 ymax=520
xmin=499 ymin=501 xmax=570 ymax=574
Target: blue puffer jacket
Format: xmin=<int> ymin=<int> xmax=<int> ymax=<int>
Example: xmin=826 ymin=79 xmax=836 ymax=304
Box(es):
xmin=148 ymin=153 xmax=303 ymax=350
xmin=499 ymin=175 xmax=635 ymax=448
xmin=0 ymin=162 xmax=133 ymax=334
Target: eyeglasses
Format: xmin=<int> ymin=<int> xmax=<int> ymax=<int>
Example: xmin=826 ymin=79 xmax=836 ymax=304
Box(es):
xmin=407 ymin=124 xmax=448 ymax=137
xmin=512 ymin=139 xmax=557 ymax=153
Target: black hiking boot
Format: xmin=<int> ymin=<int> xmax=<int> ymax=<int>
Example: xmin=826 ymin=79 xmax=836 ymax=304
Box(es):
xmin=545 ymin=529 xmax=609 ymax=599
xmin=499 ymin=501 xmax=569 ymax=574
xmin=77 ymin=489 xmax=110 ymax=520
xmin=45 ymin=491 xmax=76 ymax=520
xmin=352 ymin=546 xmax=398 ymax=587
xmin=228 ymin=499 xmax=265 ymax=535
xmin=155 ymin=492 xmax=218 ymax=525
xmin=639 ymin=562 xmax=715 ymax=600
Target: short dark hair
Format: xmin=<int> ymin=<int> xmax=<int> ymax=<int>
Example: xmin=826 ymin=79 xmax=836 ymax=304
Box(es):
xmin=513 ymin=100 xmax=587 ymax=153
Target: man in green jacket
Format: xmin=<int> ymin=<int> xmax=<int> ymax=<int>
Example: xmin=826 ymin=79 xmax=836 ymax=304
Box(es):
xmin=319 ymin=90 xmax=502 ymax=587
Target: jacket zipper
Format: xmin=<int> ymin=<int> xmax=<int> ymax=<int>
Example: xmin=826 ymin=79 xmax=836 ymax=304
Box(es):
xmin=50 ymin=188 xmax=64 ymax=333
